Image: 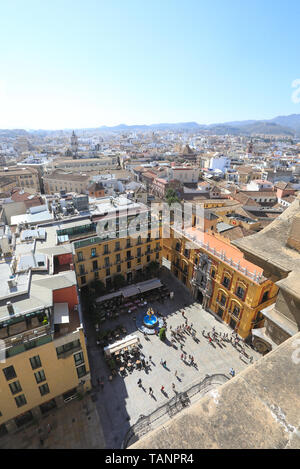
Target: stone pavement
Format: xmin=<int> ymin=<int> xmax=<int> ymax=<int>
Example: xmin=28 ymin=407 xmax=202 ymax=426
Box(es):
xmin=0 ymin=394 xmax=105 ymax=449
xmin=85 ymin=270 xmax=261 ymax=449
xmin=0 ymin=270 xmax=261 ymax=449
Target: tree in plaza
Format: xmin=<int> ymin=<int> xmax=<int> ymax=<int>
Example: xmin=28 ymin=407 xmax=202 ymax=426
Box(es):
xmin=112 ymin=274 xmax=126 ymax=290
xmin=90 ymin=279 xmax=106 ymax=296
xmin=165 ymin=188 xmax=180 ymax=206
xmin=159 ymin=327 xmax=166 ymax=341
xmin=146 ymin=260 xmax=160 ymax=278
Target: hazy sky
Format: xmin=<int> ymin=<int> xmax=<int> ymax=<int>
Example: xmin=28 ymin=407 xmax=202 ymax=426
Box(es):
xmin=0 ymin=0 xmax=300 ymax=129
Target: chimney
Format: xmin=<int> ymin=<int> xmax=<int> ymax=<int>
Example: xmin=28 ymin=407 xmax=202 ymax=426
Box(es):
xmin=6 ymin=301 xmax=14 ymax=315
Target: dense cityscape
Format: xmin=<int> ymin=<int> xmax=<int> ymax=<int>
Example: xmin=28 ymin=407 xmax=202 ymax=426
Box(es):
xmin=0 ymin=124 xmax=299 ymax=449
xmin=0 ymin=0 xmax=299 ymax=455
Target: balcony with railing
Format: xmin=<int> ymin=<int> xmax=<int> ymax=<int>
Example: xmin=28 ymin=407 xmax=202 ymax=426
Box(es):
xmin=3 ymin=323 xmax=53 ymax=357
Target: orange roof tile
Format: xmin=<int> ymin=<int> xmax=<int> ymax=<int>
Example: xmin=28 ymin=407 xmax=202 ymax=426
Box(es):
xmin=183 ymin=227 xmax=264 ymax=278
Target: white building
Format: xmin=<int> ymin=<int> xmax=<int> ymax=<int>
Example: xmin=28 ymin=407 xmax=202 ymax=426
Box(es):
xmin=246 ymin=179 xmax=274 ymax=191
xmin=209 ymin=156 xmax=230 ymax=173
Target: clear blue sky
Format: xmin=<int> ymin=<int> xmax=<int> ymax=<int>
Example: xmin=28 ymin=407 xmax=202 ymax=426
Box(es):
xmin=0 ymin=0 xmax=300 ymax=129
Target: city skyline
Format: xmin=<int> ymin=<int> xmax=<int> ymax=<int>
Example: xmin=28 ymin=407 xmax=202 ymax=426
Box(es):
xmin=0 ymin=0 xmax=300 ymax=129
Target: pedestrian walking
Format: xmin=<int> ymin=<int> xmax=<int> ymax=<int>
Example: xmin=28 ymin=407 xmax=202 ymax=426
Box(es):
xmin=172 ymin=383 xmax=176 ymax=391
xmin=182 ymin=310 xmax=185 ymax=318
xmin=163 ymin=360 xmax=167 ymax=368
xmin=181 ymin=353 xmax=184 ymax=360
xmin=137 ymin=378 xmax=142 ymax=386
xmin=149 ymin=355 xmax=152 ymax=362
xmin=149 ymin=387 xmax=153 ymax=395
xmin=175 ymin=370 xmax=177 ymax=377
xmin=161 ymin=385 xmax=164 ymax=392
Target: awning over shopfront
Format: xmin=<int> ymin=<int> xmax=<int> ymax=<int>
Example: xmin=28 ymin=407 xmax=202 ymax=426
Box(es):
xmin=95 ymin=291 xmax=122 ymax=303
xmin=104 ymin=334 xmax=140 ymax=356
xmin=121 ymin=285 xmax=140 ymax=298
xmin=137 ymin=278 xmax=162 ymax=293
xmin=95 ymin=278 xmax=163 ymax=304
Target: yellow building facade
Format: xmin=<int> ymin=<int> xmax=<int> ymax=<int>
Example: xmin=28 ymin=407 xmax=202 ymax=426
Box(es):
xmin=163 ymin=226 xmax=278 ymax=339
xmin=0 ymin=327 xmax=90 ymax=434
xmin=72 ymin=230 xmax=162 ymax=289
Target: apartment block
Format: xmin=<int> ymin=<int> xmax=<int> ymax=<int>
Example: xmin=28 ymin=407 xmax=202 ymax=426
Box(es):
xmin=0 ymin=226 xmax=91 ymax=435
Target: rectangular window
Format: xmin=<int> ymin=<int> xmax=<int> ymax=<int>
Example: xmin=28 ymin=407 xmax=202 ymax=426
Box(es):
xmin=222 ymin=276 xmax=230 ymax=289
xmin=137 ymin=247 xmax=141 ymax=257
xmin=77 ymin=252 xmax=83 ymax=261
xmin=74 ymin=352 xmax=84 ymax=366
xmin=115 ymin=242 xmax=120 ymax=251
xmin=15 ymin=394 xmax=27 ymax=408
xmin=116 ymin=253 xmax=121 ymax=263
xmin=147 ymin=255 xmax=150 ymax=262
xmin=117 ymin=264 xmax=121 ymax=273
xmin=104 ymin=257 xmax=109 ymax=267
xmin=236 ymin=286 xmax=245 ymax=299
xmin=156 ymin=252 xmax=159 ymax=260
xmin=81 ymin=276 xmax=86 ymax=285
xmin=39 ymin=383 xmax=50 ymax=396
xmin=106 ymin=268 xmax=110 ymax=277
xmin=56 ymin=339 xmax=81 ymax=358
xmin=127 ymin=261 xmax=131 ymax=269
xmin=91 ymin=248 xmax=96 ymax=257
xmin=14 ymin=411 xmax=33 ymax=427
xmin=103 ymin=245 xmax=109 ymax=254
xmin=3 ymin=366 xmax=16 ymax=381
xmin=9 ymin=380 xmax=22 ymax=395
xmin=92 ymin=260 xmax=98 ymax=270
xmin=79 ymin=264 xmax=85 ymax=275
xmin=76 ymin=365 xmax=87 ymax=378
xmin=94 ymin=271 xmax=99 ymax=280
xmin=137 ymin=257 xmax=141 ymax=264
xmin=220 ymin=295 xmax=226 ymax=306
xmin=34 ymin=370 xmax=46 ymax=384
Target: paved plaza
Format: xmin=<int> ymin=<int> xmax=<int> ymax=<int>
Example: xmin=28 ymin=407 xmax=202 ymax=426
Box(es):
xmin=84 ymin=269 xmax=261 ymax=449
xmin=0 ymin=269 xmax=261 ymax=449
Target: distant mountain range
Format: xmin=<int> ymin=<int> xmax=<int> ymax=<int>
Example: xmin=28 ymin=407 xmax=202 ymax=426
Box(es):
xmin=95 ymin=115 xmax=300 ymax=136
xmin=2 ymin=114 xmax=300 ymax=137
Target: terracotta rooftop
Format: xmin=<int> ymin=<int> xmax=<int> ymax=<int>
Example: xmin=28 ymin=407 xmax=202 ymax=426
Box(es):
xmin=182 ymin=227 xmax=264 ymax=281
